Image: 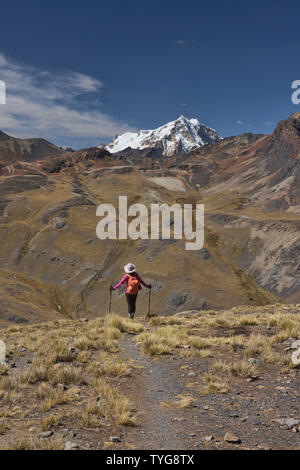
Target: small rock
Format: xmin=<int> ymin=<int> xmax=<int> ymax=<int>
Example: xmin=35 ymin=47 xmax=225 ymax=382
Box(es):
xmin=248 ymin=358 xmax=260 ymax=365
xmin=53 ymin=363 xmax=61 ymax=369
xmin=224 ymin=432 xmax=241 ymax=443
xmin=109 ymin=435 xmax=121 ymax=443
xmin=292 ymin=349 xmax=300 ymax=367
xmin=273 ymin=418 xmax=300 ymax=428
xmin=258 ymin=445 xmax=271 ymax=450
xmin=249 ymin=416 xmax=261 ymax=425
xmin=203 ymin=435 xmax=213 ymax=441
xmin=57 ymin=383 xmax=67 ymax=392
xmin=54 ymin=222 xmax=66 ymax=230
xmin=276 ymin=386 xmax=288 ymax=393
xmin=39 ymin=431 xmax=54 ymax=438
xmin=64 ymin=441 xmax=80 ymax=450
xmin=247 ymin=375 xmax=260 ymax=382
xmin=291 ymin=340 xmax=300 ymax=349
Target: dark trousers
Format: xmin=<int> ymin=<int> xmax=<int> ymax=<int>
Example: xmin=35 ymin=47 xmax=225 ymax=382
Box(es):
xmin=126 ymin=293 xmax=137 ymax=314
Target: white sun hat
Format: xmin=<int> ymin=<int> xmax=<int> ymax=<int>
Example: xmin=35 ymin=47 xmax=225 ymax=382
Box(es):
xmin=124 ymin=263 xmax=136 ymax=274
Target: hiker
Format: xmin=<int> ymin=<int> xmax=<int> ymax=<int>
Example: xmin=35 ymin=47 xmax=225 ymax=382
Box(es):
xmin=110 ymin=263 xmax=151 ymax=319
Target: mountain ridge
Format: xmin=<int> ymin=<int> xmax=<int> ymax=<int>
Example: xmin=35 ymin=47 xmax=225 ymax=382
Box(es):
xmin=105 ymin=115 xmax=222 ymax=156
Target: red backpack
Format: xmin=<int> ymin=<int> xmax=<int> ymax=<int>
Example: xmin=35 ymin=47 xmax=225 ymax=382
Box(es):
xmin=127 ymin=275 xmax=141 ymax=295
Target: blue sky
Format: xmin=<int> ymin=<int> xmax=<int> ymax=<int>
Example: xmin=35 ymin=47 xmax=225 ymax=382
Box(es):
xmin=0 ymin=0 xmax=300 ymax=148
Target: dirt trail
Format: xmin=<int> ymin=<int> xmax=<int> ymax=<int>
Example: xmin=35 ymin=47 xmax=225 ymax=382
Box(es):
xmin=119 ymin=326 xmax=300 ymax=451
xmin=120 ymin=333 xmax=190 ymax=450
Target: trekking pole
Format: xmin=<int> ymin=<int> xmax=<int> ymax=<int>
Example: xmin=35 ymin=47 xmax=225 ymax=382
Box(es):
xmin=148 ymin=288 xmax=151 ymax=317
xmin=108 ymin=288 xmax=112 ymax=314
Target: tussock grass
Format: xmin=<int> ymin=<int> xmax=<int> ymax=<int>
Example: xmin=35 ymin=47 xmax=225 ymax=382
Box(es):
xmin=0 ymin=364 xmax=9 ymax=376
xmin=104 ymin=314 xmax=144 ymax=335
xmin=0 ymin=419 xmax=8 ymax=435
xmin=39 ymin=389 xmax=69 ymax=412
xmin=92 ymin=377 xmax=135 ymax=426
xmin=49 ymin=365 xmax=88 ymax=386
xmin=136 ymin=332 xmax=172 ymax=356
xmin=244 ymin=334 xmax=268 ymax=358
xmin=98 ymin=359 xmax=131 ymax=377
xmin=229 ymin=360 xmax=256 ymax=377
xmin=40 ymin=413 xmax=61 ymax=431
xmin=200 ymin=373 xmax=228 ymax=395
xmin=7 ymin=437 xmax=65 ymax=450
xmin=135 ymin=326 xmax=188 ymax=356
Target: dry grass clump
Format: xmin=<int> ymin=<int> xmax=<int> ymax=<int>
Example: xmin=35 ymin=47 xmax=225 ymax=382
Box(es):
xmin=137 ymin=332 xmax=172 ymax=356
xmin=146 ymin=315 xmax=183 ymax=327
xmin=39 ymin=389 xmax=69 ymax=412
xmin=213 ymin=360 xmax=231 ymax=373
xmin=213 ymin=359 xmax=256 ymax=377
xmin=237 ymin=316 xmax=259 ymax=326
xmin=19 ymin=364 xmax=49 ymax=385
xmin=92 ymin=377 xmax=135 ymax=426
xmin=40 ymin=413 xmax=62 ymax=431
xmin=0 ymin=375 xmax=21 ymax=392
xmin=98 ymin=359 xmax=131 ymax=377
xmin=86 ymin=350 xmax=132 ymax=378
xmin=0 ymin=419 xmax=8 ymax=435
xmin=199 ymin=373 xmax=228 ymax=395
xmin=229 ymin=360 xmax=256 ymax=377
xmin=135 ymin=325 xmax=188 ymax=356
xmin=161 ymin=394 xmax=195 ymax=409
xmin=49 ymin=365 xmax=88 ymax=386
xmin=104 ymin=314 xmax=144 ymax=334
xmin=7 ymin=437 xmax=65 ymax=450
xmin=0 ymin=364 xmax=9 ymax=376
xmin=244 ymin=334 xmax=268 ymax=358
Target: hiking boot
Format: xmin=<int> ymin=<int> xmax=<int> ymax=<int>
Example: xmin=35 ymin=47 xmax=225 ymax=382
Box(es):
xmin=129 ymin=312 xmax=134 ymax=320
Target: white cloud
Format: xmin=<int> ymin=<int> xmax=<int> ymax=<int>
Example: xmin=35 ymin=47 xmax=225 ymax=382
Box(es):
xmin=176 ymin=40 xmax=186 ymax=44
xmin=0 ymin=53 xmax=136 ymax=145
xmin=237 ymin=120 xmax=242 ymax=124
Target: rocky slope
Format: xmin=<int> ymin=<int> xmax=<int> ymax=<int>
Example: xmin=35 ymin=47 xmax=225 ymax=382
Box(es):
xmin=0 ymin=130 xmax=65 ymax=165
xmin=105 ymin=115 xmax=222 ymax=156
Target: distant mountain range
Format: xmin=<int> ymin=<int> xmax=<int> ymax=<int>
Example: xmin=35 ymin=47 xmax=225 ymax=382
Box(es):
xmin=105 ymin=115 xmax=222 ymax=156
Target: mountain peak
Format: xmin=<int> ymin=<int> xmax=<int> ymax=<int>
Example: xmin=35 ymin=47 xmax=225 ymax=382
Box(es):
xmin=105 ymin=116 xmax=221 ymax=156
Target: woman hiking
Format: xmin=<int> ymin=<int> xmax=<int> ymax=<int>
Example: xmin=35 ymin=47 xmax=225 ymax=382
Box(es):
xmin=110 ymin=263 xmax=151 ymax=319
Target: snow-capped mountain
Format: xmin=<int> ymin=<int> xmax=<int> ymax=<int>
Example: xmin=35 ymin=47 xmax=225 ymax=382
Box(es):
xmin=105 ymin=115 xmax=222 ymax=156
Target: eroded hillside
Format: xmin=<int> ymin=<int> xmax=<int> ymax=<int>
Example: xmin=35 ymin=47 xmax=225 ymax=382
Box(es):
xmin=0 ymin=112 xmax=299 ymax=326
